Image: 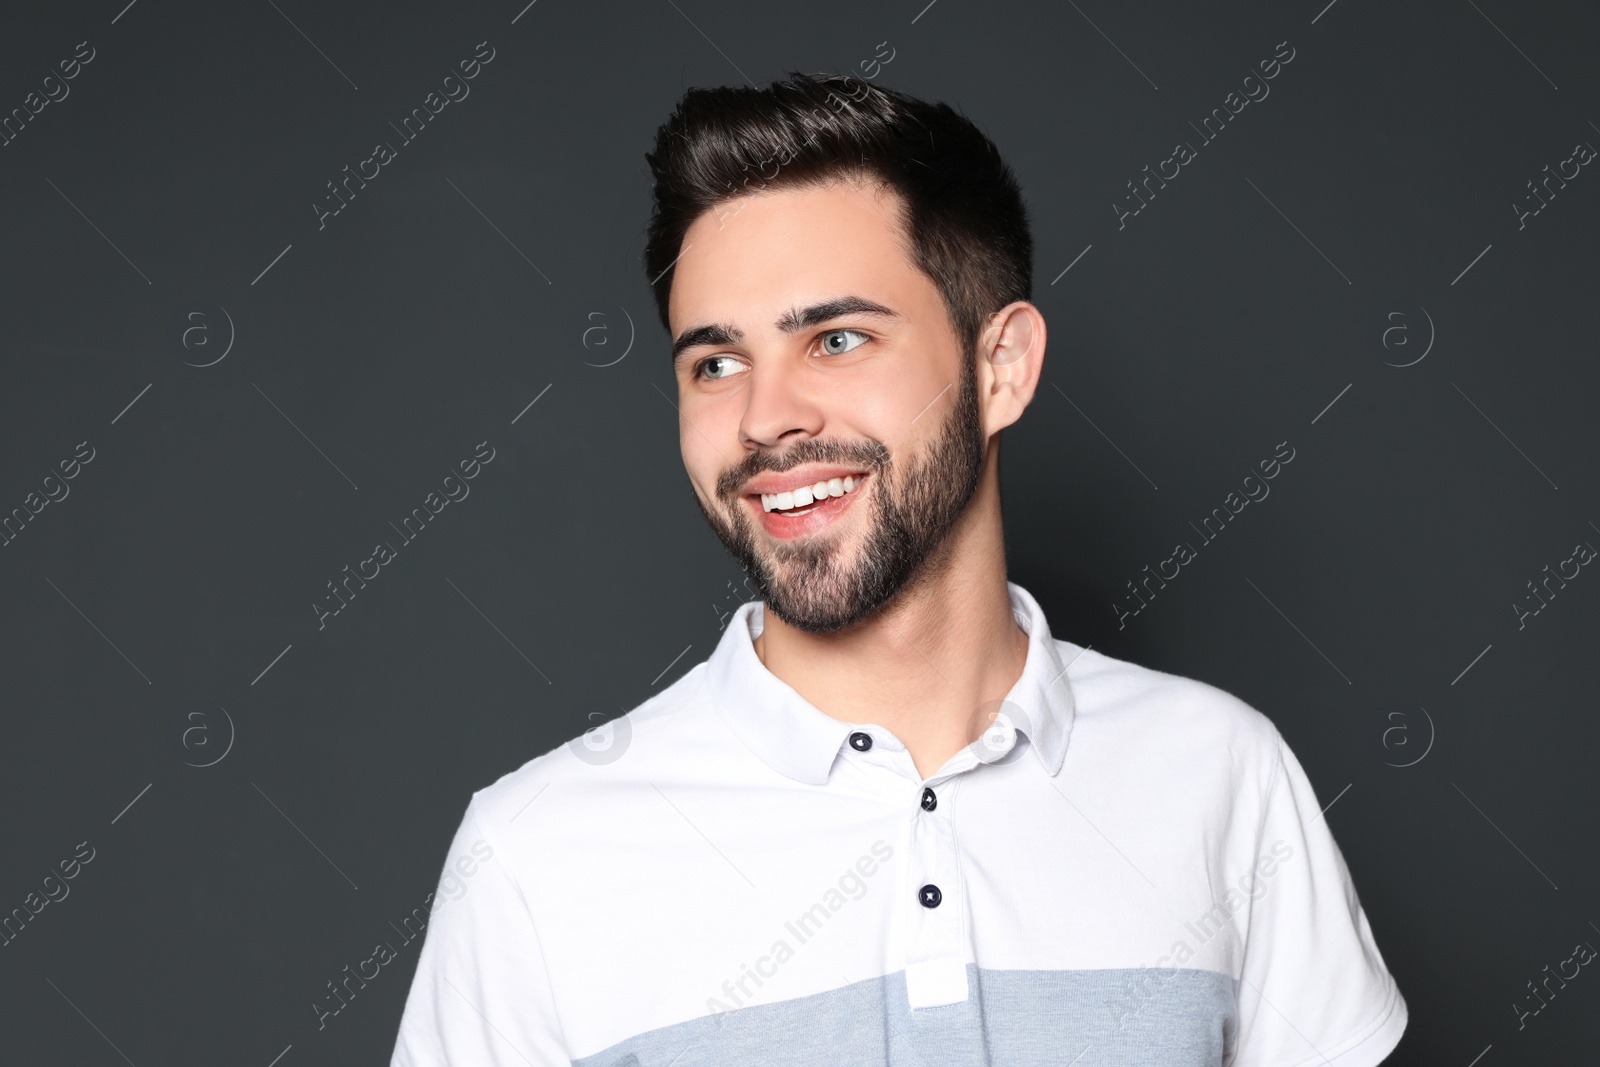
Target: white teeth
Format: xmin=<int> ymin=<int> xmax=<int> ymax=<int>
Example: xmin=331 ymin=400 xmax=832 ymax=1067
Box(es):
xmin=761 ymin=475 xmax=864 ymax=512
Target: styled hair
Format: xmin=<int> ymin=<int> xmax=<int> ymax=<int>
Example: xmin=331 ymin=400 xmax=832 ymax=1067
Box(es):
xmin=642 ymin=71 xmax=1034 ymax=360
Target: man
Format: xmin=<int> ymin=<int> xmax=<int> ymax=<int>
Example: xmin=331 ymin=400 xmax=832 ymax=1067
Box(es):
xmin=392 ymin=72 xmax=1407 ymax=1065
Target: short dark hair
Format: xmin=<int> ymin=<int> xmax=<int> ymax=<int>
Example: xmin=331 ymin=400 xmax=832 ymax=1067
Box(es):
xmin=642 ymin=72 xmax=1033 ymax=360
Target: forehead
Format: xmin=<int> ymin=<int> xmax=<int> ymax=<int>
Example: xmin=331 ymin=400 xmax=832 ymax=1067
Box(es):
xmin=667 ymin=179 xmax=924 ymax=333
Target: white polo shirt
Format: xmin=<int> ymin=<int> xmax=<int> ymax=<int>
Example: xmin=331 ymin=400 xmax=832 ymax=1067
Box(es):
xmin=392 ymin=581 xmax=1407 ymax=1066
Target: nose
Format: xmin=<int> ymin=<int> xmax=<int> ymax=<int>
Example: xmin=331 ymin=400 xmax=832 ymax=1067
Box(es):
xmin=738 ymin=356 xmax=824 ymax=451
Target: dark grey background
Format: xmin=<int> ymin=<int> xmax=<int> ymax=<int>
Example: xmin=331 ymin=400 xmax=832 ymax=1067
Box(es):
xmin=1 ymin=0 xmax=1596 ymax=1063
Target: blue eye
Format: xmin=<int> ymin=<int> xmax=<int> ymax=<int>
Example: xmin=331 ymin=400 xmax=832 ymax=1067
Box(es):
xmin=697 ymin=355 xmax=748 ymax=381
xmin=820 ymin=329 xmax=870 ymax=355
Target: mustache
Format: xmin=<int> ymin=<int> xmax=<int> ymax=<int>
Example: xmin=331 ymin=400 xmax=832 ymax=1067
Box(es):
xmin=715 ymin=437 xmax=890 ymax=500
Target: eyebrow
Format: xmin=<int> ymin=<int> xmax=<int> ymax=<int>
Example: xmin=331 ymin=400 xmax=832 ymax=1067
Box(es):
xmin=671 ymin=295 xmax=902 ymax=363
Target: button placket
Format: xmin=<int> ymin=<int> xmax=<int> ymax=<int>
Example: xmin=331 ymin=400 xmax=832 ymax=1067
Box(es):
xmin=901 ymin=768 xmax=970 ymax=1007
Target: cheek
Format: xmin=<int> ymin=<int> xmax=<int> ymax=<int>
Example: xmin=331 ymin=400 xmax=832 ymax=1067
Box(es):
xmin=678 ymin=409 xmax=729 ymax=495
xmin=857 ymin=343 xmax=954 ymax=427
xmin=850 ymin=381 xmax=944 ymax=457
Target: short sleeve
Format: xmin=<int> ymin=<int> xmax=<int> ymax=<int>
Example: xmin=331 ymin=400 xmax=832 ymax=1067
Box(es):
xmin=1231 ymin=734 xmax=1408 ymax=1067
xmin=391 ymin=795 xmax=569 ymax=1066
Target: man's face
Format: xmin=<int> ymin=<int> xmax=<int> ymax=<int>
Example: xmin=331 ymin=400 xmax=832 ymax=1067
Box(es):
xmin=668 ymin=179 xmax=988 ymax=634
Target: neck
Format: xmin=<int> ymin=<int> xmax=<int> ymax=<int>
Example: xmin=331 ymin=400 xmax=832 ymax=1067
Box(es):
xmin=752 ymin=448 xmax=1027 ymax=779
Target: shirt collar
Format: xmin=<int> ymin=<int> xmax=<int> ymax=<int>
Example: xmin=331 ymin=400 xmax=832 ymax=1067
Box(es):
xmin=704 ymin=580 xmax=1076 ymax=785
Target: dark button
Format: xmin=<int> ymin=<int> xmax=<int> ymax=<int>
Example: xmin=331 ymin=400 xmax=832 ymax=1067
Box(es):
xmin=848 ymin=731 xmax=873 ymax=752
xmin=918 ymin=883 xmax=942 ymax=908
xmin=921 ymin=787 xmax=937 ymax=812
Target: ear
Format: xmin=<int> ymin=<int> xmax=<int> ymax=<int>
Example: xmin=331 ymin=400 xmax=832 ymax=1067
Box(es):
xmin=975 ymin=301 xmax=1046 ymax=438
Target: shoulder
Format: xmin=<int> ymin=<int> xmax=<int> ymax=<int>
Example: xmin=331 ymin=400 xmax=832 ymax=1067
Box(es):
xmin=1059 ymin=641 xmax=1285 ymax=783
xmin=462 ymin=659 xmax=722 ymax=833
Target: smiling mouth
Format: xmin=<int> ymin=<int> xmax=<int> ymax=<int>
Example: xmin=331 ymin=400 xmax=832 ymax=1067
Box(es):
xmin=755 ymin=474 xmax=866 ymax=516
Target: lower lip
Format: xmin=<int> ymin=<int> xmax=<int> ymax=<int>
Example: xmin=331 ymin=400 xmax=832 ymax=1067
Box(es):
xmin=749 ymin=476 xmax=868 ymax=540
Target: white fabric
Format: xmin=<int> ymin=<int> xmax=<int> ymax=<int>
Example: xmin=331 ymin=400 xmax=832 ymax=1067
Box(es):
xmin=392 ymin=581 xmax=1406 ymax=1066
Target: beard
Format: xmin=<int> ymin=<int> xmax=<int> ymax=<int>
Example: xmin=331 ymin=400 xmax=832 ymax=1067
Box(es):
xmin=691 ymin=357 xmax=987 ymax=634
